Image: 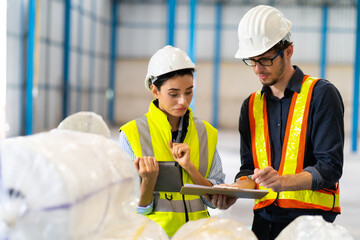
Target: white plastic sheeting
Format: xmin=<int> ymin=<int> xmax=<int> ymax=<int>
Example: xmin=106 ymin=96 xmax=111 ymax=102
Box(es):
xmin=172 ymin=217 xmax=257 ymax=240
xmin=0 ymin=0 xmax=7 ymax=139
xmin=101 ymin=213 xmax=168 ymax=240
xmin=58 ymin=111 xmax=111 ymax=138
xmin=276 ymin=215 xmax=353 ymax=240
xmin=0 ymin=129 xmax=139 ymax=239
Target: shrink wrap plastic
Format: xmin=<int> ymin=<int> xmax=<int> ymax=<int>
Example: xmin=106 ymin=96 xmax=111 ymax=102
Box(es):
xmin=276 ymin=215 xmax=353 ymax=240
xmin=100 ymin=213 xmax=168 ymax=240
xmin=0 ymin=129 xmax=140 ymax=240
xmin=58 ymin=112 xmax=111 ymax=138
xmin=172 ymin=217 xmax=257 ymax=240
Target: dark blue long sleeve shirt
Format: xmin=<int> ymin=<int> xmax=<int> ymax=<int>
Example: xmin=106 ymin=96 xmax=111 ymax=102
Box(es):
xmin=235 ymin=66 xmax=344 ymax=192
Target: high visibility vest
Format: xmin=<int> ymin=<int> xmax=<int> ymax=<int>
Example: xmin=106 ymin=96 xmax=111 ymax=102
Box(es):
xmin=120 ymin=100 xmax=218 ymax=236
xmin=248 ymin=75 xmax=340 ymax=213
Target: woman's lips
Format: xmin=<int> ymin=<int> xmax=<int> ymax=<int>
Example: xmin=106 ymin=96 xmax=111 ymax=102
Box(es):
xmin=175 ymin=107 xmax=187 ymax=112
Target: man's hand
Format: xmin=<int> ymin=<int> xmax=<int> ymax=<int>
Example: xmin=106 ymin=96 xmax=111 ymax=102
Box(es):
xmin=252 ymin=167 xmax=313 ymax=192
xmin=252 ymin=166 xmax=282 ymax=192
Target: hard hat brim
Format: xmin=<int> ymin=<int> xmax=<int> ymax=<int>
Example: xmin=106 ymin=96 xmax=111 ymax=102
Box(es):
xmin=144 ymin=66 xmax=197 ymax=91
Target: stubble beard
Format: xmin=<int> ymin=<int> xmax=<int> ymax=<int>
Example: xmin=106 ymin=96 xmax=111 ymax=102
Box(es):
xmin=261 ymin=57 xmax=286 ymax=87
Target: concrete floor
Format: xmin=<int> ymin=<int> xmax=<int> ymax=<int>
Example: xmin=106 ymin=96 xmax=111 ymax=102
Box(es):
xmin=209 ymin=130 xmax=360 ymax=240
xmin=112 ymin=128 xmax=360 ymax=239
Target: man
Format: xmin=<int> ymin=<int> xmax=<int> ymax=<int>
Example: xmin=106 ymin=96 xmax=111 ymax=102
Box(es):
xmin=208 ymin=5 xmax=344 ymax=240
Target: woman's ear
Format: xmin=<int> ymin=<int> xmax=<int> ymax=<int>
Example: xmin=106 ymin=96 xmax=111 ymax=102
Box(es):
xmin=150 ymin=85 xmax=159 ymax=99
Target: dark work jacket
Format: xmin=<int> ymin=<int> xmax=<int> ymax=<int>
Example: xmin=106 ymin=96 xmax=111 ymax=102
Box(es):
xmin=236 ymin=66 xmax=344 ymax=219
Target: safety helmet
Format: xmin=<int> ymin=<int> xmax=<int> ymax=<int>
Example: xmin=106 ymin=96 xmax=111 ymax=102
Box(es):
xmin=144 ymin=45 xmax=196 ymax=91
xmin=235 ymin=5 xmax=292 ymax=59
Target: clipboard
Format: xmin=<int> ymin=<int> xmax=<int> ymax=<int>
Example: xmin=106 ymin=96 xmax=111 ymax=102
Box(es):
xmin=180 ymin=184 xmax=268 ymax=199
xmin=154 ymin=161 xmax=182 ymax=192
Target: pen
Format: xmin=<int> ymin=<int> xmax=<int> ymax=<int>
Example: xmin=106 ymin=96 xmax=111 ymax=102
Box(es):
xmin=238 ymin=175 xmax=253 ymax=181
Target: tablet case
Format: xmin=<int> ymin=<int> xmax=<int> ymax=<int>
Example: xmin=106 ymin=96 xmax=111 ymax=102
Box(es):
xmin=154 ymin=161 xmax=183 ymax=192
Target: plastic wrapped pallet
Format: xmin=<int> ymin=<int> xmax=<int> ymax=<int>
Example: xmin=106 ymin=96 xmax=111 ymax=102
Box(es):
xmin=0 ymin=129 xmax=139 ymax=240
xmin=58 ymin=111 xmax=111 ymax=138
xmin=276 ymin=215 xmax=353 ymax=240
xmin=171 ymin=217 xmax=257 ymax=240
xmin=100 ymin=213 xmax=168 ymax=240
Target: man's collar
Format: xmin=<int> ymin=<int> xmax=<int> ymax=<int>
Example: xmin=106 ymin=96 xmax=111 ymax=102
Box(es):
xmin=261 ymin=66 xmax=304 ymax=96
xmin=286 ymin=66 xmax=304 ymax=94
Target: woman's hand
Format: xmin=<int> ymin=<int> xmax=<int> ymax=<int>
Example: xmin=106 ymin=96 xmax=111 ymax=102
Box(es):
xmin=134 ymin=156 xmax=159 ymax=184
xmin=205 ymin=193 xmax=237 ymax=210
xmin=169 ymin=141 xmax=193 ymax=171
xmin=134 ymin=156 xmax=159 ymax=207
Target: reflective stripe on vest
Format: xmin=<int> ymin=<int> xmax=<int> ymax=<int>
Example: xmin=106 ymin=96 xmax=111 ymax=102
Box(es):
xmin=249 ymin=75 xmax=340 ymax=213
xmin=153 ymin=193 xmax=207 ymax=213
xmin=135 ymin=116 xmax=154 ymax=156
xmin=193 ymin=118 xmax=209 ymax=176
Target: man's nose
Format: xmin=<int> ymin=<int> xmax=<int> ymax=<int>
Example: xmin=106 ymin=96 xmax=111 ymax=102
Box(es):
xmin=253 ymin=62 xmax=265 ymax=71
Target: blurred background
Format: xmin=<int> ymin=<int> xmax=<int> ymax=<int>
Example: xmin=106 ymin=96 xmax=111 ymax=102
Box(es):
xmin=2 ymin=0 xmax=360 ymax=238
xmin=3 ymin=0 xmax=359 ymax=140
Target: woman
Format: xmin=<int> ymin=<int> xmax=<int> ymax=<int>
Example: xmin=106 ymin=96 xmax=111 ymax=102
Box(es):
xmin=119 ymin=45 xmax=225 ymax=237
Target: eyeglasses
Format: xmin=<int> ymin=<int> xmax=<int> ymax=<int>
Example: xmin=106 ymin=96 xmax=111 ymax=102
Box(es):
xmin=242 ymin=49 xmax=284 ymax=67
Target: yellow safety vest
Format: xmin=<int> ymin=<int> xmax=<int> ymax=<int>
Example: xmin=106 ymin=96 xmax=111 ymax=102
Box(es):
xmin=249 ymin=75 xmax=340 ymax=213
xmin=120 ymin=100 xmax=218 ymax=236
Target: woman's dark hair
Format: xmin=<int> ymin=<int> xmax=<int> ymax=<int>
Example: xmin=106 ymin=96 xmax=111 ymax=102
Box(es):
xmin=152 ymin=68 xmax=195 ymax=90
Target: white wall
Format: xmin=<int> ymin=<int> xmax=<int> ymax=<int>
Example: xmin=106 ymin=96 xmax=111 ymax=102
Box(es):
xmin=6 ymin=0 xmax=113 ymax=136
xmin=117 ymin=3 xmax=356 ymax=64
xmin=5 ymin=1 xmax=357 ymax=136
xmin=115 ymin=2 xmax=355 ymax=135
xmin=115 ymin=60 xmax=353 ymax=136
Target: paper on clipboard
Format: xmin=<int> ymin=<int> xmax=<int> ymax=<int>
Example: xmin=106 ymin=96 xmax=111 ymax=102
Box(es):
xmin=180 ymin=184 xmax=268 ymax=199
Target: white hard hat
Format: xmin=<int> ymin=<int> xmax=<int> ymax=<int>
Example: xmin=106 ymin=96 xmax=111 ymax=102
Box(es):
xmin=145 ymin=45 xmax=196 ymax=91
xmin=235 ymin=5 xmax=292 ymax=59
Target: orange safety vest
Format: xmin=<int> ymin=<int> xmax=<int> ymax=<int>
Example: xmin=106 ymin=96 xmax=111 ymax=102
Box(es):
xmin=248 ymin=75 xmax=340 ymax=213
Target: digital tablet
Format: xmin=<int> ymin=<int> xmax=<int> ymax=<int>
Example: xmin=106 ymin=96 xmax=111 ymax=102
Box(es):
xmin=154 ymin=161 xmax=183 ymax=192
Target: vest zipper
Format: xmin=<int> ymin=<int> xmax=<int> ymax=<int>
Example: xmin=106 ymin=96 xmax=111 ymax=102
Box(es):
xmin=180 ymin=166 xmax=189 ymax=222
xmin=182 ymin=195 xmax=189 ymax=222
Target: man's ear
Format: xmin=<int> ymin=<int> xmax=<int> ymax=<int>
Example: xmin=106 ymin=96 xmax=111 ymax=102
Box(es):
xmin=150 ymin=84 xmax=159 ymax=98
xmin=285 ymin=44 xmax=293 ymax=58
